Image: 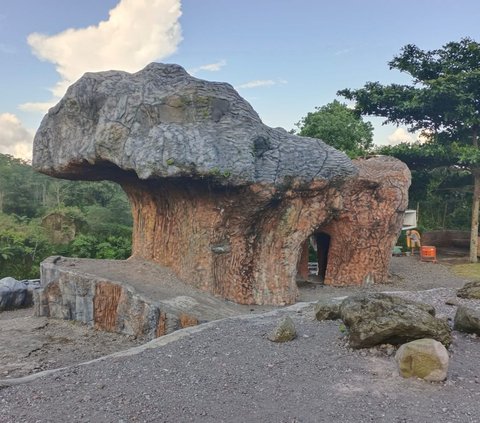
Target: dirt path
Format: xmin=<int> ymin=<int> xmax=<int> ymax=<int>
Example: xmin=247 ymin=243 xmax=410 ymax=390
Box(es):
xmin=0 ymin=254 xmax=478 ymax=419
xmin=0 ymin=256 xmax=472 ymax=380
xmin=1 ymin=295 xmax=479 ymax=422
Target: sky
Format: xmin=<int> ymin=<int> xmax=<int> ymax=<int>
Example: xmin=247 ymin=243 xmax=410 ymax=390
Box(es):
xmin=1 ymin=0 xmax=480 ymax=159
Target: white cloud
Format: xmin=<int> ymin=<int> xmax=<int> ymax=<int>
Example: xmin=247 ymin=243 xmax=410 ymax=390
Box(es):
xmin=0 ymin=113 xmax=33 ymax=159
xmin=26 ymin=0 xmax=182 ymax=106
xmin=386 ymin=127 xmax=415 ymax=146
xmin=237 ymin=78 xmax=287 ymax=89
xmin=188 ymin=59 xmax=226 ymax=75
xmin=386 ymin=127 xmax=430 ymax=146
xmin=19 ymin=101 xmax=57 ymax=113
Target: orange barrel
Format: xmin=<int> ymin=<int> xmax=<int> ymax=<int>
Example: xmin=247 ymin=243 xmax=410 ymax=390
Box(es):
xmin=420 ymin=246 xmax=436 ymax=262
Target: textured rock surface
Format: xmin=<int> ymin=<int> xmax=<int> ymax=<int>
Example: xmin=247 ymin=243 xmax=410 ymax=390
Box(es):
xmin=35 ymin=259 xmax=161 ymax=338
xmin=32 ymin=63 xmax=410 ymax=305
xmin=0 ymin=277 xmax=28 ymax=311
xmin=453 ymin=306 xmax=480 ymax=335
xmin=314 ymin=299 xmax=341 ymax=321
xmin=457 ymin=280 xmax=480 ymax=299
xmin=267 ymin=316 xmax=296 ymax=342
xmin=340 ymin=293 xmax=451 ymax=348
xmin=33 ymin=63 xmax=355 ymax=185
xmin=395 ymin=338 xmax=449 ymax=382
xmin=34 ymin=256 xmax=266 ymax=339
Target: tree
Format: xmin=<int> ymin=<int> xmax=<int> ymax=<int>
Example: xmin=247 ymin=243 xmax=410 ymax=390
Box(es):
xmin=295 ymin=100 xmax=374 ymax=158
xmin=339 ymin=38 xmax=480 ymax=262
xmin=377 ymin=142 xmax=473 ymax=230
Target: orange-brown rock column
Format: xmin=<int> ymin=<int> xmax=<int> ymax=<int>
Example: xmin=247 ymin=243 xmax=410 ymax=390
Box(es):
xmin=121 ymin=157 xmax=410 ymax=305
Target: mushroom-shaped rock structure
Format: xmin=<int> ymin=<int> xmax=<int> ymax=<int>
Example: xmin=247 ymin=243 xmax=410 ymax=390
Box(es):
xmin=33 ymin=63 xmax=410 ymax=306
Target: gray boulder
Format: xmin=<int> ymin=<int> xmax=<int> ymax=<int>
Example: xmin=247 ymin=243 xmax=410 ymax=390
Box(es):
xmin=457 ymin=281 xmax=480 ymax=299
xmin=268 ymin=316 xmax=297 ymax=343
xmin=32 ymin=63 xmax=355 ymax=187
xmin=314 ymin=299 xmax=341 ymax=321
xmin=339 ymin=293 xmax=451 ymax=348
xmin=0 ymin=277 xmax=28 ymax=311
xmin=395 ymin=338 xmax=449 ymax=382
xmin=453 ymin=306 xmax=480 ymax=335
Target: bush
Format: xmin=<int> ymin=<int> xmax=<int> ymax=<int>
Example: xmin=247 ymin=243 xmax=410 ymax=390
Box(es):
xmin=0 ymin=214 xmax=53 ymax=279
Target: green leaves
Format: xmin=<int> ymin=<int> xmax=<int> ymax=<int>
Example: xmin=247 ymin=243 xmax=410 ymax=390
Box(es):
xmin=376 ymin=141 xmax=480 ymax=170
xmin=339 ymin=38 xmax=480 ymax=143
xmin=295 ymin=100 xmax=373 ymax=158
xmin=0 ymin=214 xmax=53 ymax=279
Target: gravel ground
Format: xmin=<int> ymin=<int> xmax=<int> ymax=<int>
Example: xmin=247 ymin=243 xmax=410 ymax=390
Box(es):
xmin=1 ymin=256 xmax=480 ymax=423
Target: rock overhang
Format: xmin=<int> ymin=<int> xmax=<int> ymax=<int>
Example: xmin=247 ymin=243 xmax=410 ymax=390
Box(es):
xmin=32 ymin=62 xmax=357 ymax=188
xmin=30 ymin=62 xmax=411 ymax=306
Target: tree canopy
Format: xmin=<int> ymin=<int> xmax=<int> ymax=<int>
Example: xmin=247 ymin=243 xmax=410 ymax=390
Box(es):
xmin=296 ymin=100 xmax=373 ymax=158
xmin=339 ymin=38 xmax=480 ymax=145
xmin=339 ymin=38 xmax=480 ymax=261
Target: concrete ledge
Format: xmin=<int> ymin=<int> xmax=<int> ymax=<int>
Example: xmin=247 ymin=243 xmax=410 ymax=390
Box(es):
xmin=35 ymin=256 xmax=273 ymax=340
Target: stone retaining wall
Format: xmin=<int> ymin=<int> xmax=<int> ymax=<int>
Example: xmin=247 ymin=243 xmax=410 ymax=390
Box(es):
xmin=34 ymin=257 xmax=199 ymax=339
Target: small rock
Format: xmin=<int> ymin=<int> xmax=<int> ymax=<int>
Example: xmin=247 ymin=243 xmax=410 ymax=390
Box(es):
xmin=395 ymin=338 xmax=449 ymax=382
xmin=453 ymin=306 xmax=480 ymax=335
xmin=457 ymin=281 xmax=480 ymax=299
xmin=267 ymin=316 xmax=296 ymax=343
xmin=445 ymin=298 xmax=459 ymax=306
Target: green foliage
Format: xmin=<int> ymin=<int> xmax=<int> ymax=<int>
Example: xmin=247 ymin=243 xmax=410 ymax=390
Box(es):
xmin=376 ymin=143 xmax=473 ymax=230
xmin=339 ymin=38 xmax=480 ymax=145
xmin=0 ymin=153 xmax=133 ymax=277
xmin=0 ymin=214 xmax=53 ymax=279
xmin=68 ymin=234 xmax=131 ymax=260
xmin=295 ymin=100 xmax=373 ymax=158
xmin=340 ymin=38 xmax=480 ymax=260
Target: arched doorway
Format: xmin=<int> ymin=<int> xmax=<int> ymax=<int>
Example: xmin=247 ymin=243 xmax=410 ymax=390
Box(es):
xmin=296 ymin=231 xmax=331 ymax=284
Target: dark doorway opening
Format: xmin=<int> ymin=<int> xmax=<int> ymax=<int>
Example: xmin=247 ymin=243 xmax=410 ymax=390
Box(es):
xmin=296 ymin=231 xmax=331 ymax=286
xmin=315 ymin=232 xmax=331 ymax=281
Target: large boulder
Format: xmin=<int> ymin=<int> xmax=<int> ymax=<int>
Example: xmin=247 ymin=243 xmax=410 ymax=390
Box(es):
xmin=0 ymin=277 xmax=28 ymax=311
xmin=395 ymin=338 xmax=449 ymax=382
xmin=453 ymin=306 xmax=480 ymax=335
xmin=339 ymin=293 xmax=451 ymax=348
xmin=457 ymin=281 xmax=480 ymax=299
xmin=32 ymin=63 xmax=410 ymax=306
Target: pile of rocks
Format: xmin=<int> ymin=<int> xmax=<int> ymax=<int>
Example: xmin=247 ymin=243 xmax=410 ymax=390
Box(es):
xmin=308 ymin=286 xmax=480 ymax=383
xmin=0 ymin=277 xmax=40 ymax=312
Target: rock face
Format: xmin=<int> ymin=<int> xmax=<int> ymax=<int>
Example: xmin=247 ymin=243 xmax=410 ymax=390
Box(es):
xmin=339 ymin=293 xmax=451 ymax=348
xmin=267 ymin=316 xmax=297 ymax=342
xmin=453 ymin=306 xmax=480 ymax=335
xmin=457 ymin=281 xmax=480 ymax=299
xmin=32 ymin=63 xmax=410 ymax=306
xmin=395 ymin=339 xmax=449 ymax=382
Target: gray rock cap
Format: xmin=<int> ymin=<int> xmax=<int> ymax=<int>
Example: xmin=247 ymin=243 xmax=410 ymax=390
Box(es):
xmin=33 ymin=63 xmax=356 ymax=186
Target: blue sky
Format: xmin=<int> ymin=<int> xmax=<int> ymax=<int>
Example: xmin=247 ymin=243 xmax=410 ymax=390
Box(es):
xmin=1 ymin=0 xmax=480 ymax=159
